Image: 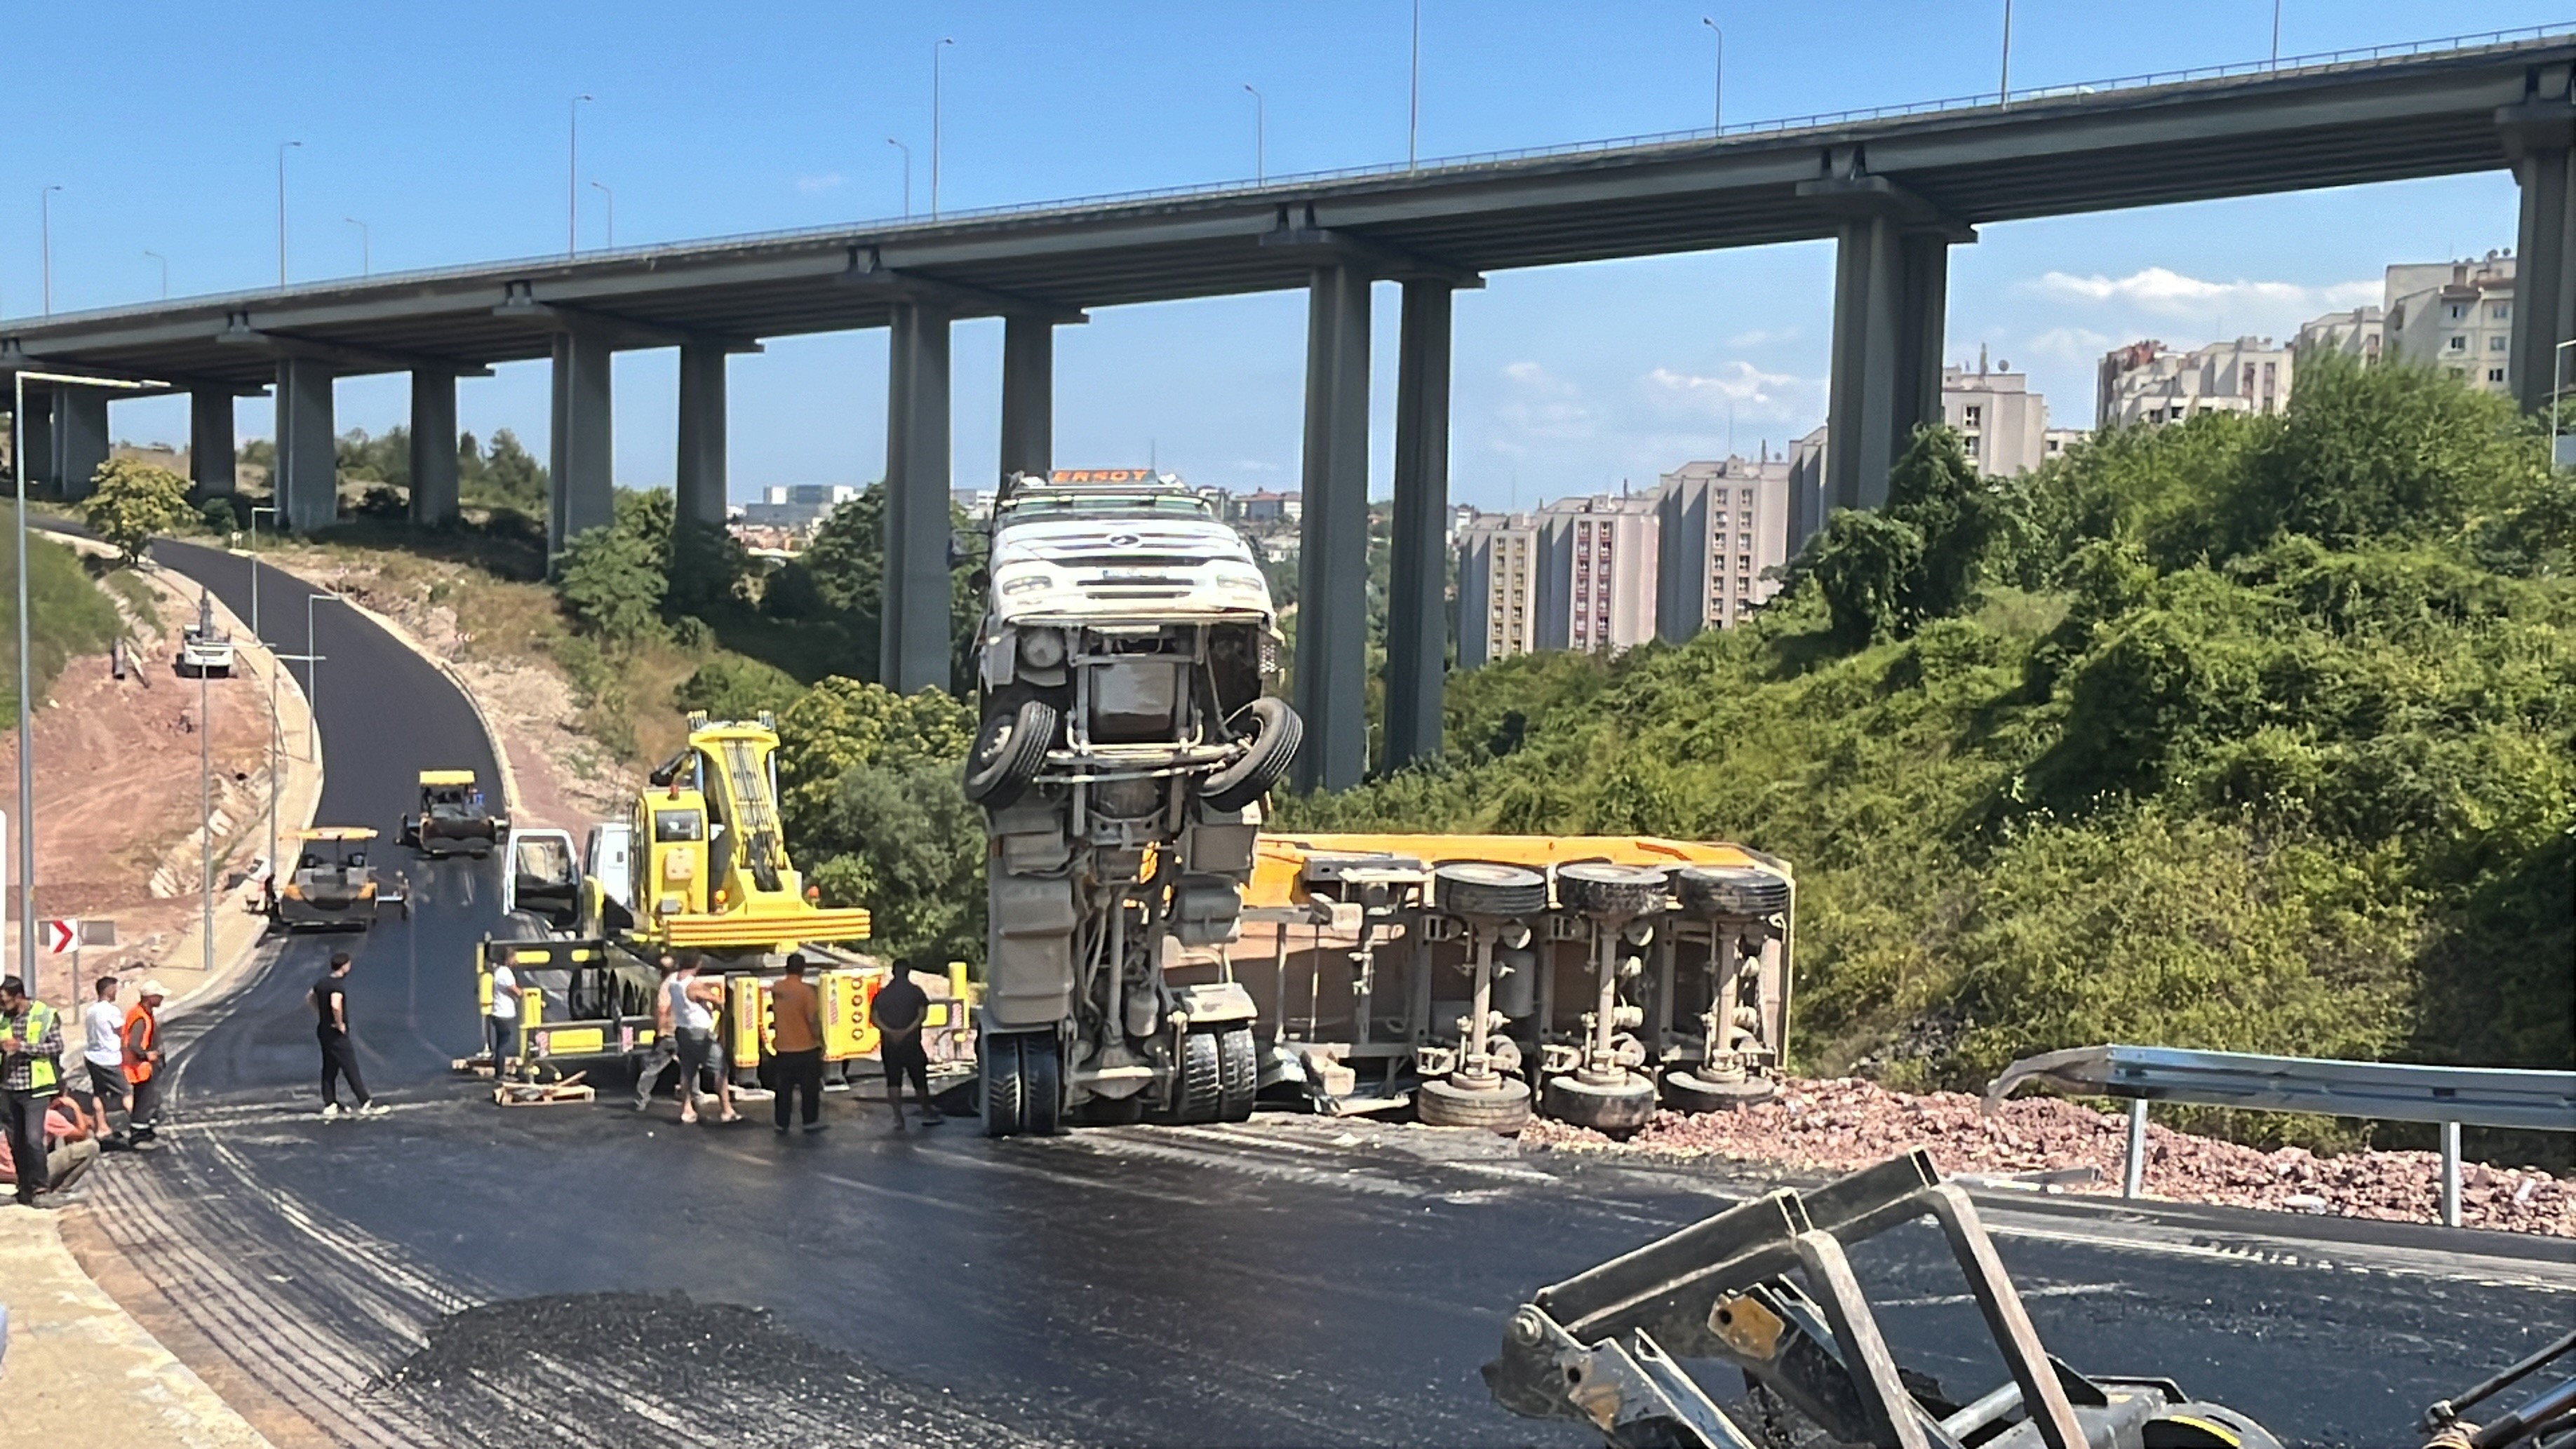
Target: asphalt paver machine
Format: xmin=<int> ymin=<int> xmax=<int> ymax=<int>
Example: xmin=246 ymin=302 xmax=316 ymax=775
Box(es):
xmin=1485 ymin=1150 xmax=2285 ymax=1448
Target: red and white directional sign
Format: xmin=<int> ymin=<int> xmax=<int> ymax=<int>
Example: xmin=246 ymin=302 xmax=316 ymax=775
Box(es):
xmin=40 ymin=919 xmax=76 ymax=955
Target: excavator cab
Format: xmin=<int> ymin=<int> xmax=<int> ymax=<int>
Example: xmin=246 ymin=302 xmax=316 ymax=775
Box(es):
xmin=622 ymin=712 xmax=870 ymax=952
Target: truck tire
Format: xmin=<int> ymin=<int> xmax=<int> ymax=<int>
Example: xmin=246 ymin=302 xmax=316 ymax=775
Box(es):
xmin=1171 ymin=1030 xmax=1223 ymax=1124
xmin=1200 ymin=698 xmax=1301 ymax=811
xmin=1022 ymin=1033 xmax=1064 ymax=1136
xmin=963 ymin=699 xmax=1056 ymax=810
xmin=1662 ymin=1070 xmax=1776 ymax=1114
xmin=1675 ymin=865 xmax=1790 ymax=919
xmin=1433 ymin=863 xmax=1550 ymax=919
xmin=1543 ymin=1072 xmax=1659 ymax=1138
xmin=1558 ymin=863 xmax=1670 ymax=919
xmin=1216 ymin=1026 xmax=1258 ymax=1122
xmin=1417 ymin=1076 xmax=1531 ymax=1133
xmin=980 ymin=1034 xmax=1026 ymax=1138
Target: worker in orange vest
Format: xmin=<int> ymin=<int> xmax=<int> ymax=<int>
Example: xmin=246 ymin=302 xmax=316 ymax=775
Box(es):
xmin=122 ymin=980 xmax=167 ymax=1144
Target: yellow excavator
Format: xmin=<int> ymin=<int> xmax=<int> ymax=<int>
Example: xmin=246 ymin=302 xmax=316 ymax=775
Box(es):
xmin=624 ymin=711 xmax=873 ymax=952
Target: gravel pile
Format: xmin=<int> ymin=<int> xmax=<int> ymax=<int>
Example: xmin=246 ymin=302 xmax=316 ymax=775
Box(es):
xmin=1521 ymin=1076 xmax=2575 ymax=1237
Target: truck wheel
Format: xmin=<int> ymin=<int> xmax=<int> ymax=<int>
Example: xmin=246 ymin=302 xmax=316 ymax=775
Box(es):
xmin=963 ymin=699 xmax=1057 ymax=810
xmin=1172 ymin=1030 xmax=1223 ymax=1124
xmin=1216 ymin=1026 xmax=1259 ymax=1122
xmin=1558 ymin=863 xmax=1671 ymax=919
xmin=1418 ymin=1076 xmax=1532 ymax=1133
xmin=1433 ymin=863 xmax=1550 ymax=919
xmin=1661 ymin=1070 xmax=1776 ymax=1114
xmin=1022 ymin=1034 xmax=1064 ymax=1136
xmin=1542 ymin=1072 xmax=1659 ymax=1138
xmin=980 ymin=1034 xmax=1026 ymax=1138
xmin=1200 ymin=698 xmax=1301 ymax=811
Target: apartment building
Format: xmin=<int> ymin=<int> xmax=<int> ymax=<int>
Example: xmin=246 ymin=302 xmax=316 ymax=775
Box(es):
xmin=1456 ymin=512 xmax=1541 ymax=668
xmin=1940 ymin=359 xmax=2053 ymax=475
xmin=1535 ymin=494 xmax=1661 ymax=654
xmin=1787 ymin=426 xmax=1829 ymax=552
xmin=2295 ymin=305 xmax=2384 ymax=361
xmin=1655 ymin=457 xmax=1791 ymax=642
xmin=2096 ymin=335 xmax=2294 ymax=429
xmin=2384 ymin=251 xmax=2514 ymax=395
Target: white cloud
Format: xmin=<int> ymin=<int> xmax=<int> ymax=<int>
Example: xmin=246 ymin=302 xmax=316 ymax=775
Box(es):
xmin=2022 ymin=266 xmax=2376 ymax=318
xmin=1726 ymin=326 xmax=1800 ymax=348
xmin=1640 ymin=362 xmax=1819 ymax=422
xmin=795 ymin=172 xmax=845 ymax=195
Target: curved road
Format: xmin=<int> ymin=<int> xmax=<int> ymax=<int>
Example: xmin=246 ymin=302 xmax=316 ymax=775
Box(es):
xmin=65 ymin=540 xmax=2576 ymax=1448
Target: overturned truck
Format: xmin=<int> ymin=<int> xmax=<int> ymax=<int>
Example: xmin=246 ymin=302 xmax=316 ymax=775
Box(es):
xmin=965 ymin=471 xmax=1301 ymax=1136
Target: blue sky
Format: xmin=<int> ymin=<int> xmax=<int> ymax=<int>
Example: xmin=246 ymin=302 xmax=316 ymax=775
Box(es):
xmin=8 ymin=1 xmax=2554 ymax=509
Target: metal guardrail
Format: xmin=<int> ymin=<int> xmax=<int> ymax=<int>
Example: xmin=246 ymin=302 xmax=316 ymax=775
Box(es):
xmin=1986 ymin=1044 xmax=2576 ymax=1229
xmin=6 ymin=21 xmax=2572 ymax=331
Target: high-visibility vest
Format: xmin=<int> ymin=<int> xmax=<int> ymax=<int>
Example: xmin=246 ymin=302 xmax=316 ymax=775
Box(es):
xmin=123 ymin=1006 xmax=157 ymax=1084
xmin=8 ymin=1003 xmax=57 ymax=1093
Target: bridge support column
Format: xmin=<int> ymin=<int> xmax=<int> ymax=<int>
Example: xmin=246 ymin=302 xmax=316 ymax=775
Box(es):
xmin=1294 ymin=263 xmax=1372 ymax=793
xmin=676 ymin=342 xmax=728 ymax=532
xmin=548 ymin=329 xmax=615 ymax=558
xmin=274 ymin=357 xmax=337 ymax=533
xmin=408 ymin=370 xmax=458 ymax=527
xmin=883 ymin=302 xmax=954 ymax=694
xmin=49 ymin=389 xmax=108 ymax=501
xmin=999 ymin=314 xmax=1053 ymax=484
xmin=1383 ymin=280 xmax=1452 ymax=774
xmin=189 ymin=389 xmax=235 ymax=499
xmin=1825 ymin=217 xmax=1954 ymax=511
xmin=2503 ymin=95 xmax=2576 ymax=412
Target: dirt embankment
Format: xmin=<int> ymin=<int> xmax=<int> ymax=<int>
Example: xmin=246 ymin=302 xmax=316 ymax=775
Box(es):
xmin=0 ymin=566 xmax=282 ymax=998
xmin=1522 ymin=1075 xmax=2575 ymax=1238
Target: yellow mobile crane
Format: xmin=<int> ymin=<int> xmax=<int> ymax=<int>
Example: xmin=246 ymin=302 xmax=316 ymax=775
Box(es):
xmin=626 ymin=712 xmax=873 ymax=952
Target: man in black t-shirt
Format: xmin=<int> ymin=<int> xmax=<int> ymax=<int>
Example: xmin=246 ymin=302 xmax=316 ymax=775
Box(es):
xmin=872 ymin=962 xmax=941 ymax=1133
xmin=311 ymin=952 xmax=385 ymax=1120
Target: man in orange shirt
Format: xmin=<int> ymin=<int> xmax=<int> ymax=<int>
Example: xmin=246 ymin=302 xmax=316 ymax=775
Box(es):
xmin=769 ymin=954 xmax=825 ymax=1134
xmin=123 ymin=980 xmax=168 ymax=1143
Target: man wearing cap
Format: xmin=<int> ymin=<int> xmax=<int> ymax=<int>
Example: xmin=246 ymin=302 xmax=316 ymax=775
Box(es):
xmin=0 ymin=976 xmax=67 ymax=1206
xmin=123 ymin=980 xmax=168 ymax=1143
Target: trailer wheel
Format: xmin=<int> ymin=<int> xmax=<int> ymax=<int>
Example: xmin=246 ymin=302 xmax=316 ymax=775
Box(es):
xmin=1021 ymin=1033 xmax=1064 ymax=1136
xmin=1216 ymin=1026 xmax=1259 ymax=1122
xmin=1417 ymin=1076 xmax=1531 ymax=1133
xmin=1433 ymin=863 xmax=1550 ymax=920
xmin=1661 ymin=1070 xmax=1776 ymax=1114
xmin=1200 ymin=698 xmax=1302 ymax=812
xmin=1542 ymin=1072 xmax=1658 ymax=1138
xmin=963 ymin=699 xmax=1057 ymax=810
xmin=1172 ymin=1030 xmax=1224 ymax=1124
xmin=1558 ymin=863 xmax=1670 ymax=919
xmin=980 ymin=1034 xmax=1026 ymax=1138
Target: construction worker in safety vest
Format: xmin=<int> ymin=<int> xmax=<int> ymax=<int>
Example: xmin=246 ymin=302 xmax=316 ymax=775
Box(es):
xmin=123 ymin=980 xmax=168 ymax=1144
xmin=0 ymin=976 xmax=67 ymax=1206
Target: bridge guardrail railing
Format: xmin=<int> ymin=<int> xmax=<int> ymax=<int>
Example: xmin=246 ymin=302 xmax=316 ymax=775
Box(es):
xmin=1985 ymin=1044 xmax=2576 ymax=1228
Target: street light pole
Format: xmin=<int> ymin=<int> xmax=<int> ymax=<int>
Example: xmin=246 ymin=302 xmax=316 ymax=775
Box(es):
xmin=2271 ymin=0 xmax=2283 ymax=66
xmin=276 ymin=142 xmax=302 ymax=288
xmin=39 ymin=187 xmax=61 ymax=315
xmin=143 ymin=250 xmax=168 ymax=300
xmin=887 ymin=138 xmax=912 ymax=219
xmin=345 ymin=217 xmax=369 ymax=277
xmin=1999 ymin=0 xmax=2013 ymax=105
xmin=568 ymin=94 xmax=593 ymax=257
xmin=590 ymin=180 xmax=614 ymax=248
xmin=1242 ymin=84 xmax=1266 ymax=183
xmin=306 ymin=592 xmax=340 ymax=762
xmin=1408 ymin=0 xmax=1421 ymax=169
xmin=12 ymin=368 xmax=159 ymax=992
xmin=1701 ymin=17 xmax=1724 ymax=132
xmin=932 ymin=39 xmax=955 ymax=218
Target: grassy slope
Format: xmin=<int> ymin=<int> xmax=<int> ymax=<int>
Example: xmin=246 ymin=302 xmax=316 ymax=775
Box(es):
xmin=0 ymin=506 xmax=126 ymax=717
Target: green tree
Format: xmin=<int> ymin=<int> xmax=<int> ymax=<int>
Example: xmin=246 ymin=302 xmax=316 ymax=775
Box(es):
xmin=810 ymin=760 xmax=985 ymax=971
xmin=479 ymin=428 xmax=547 ymax=512
xmin=81 ymin=457 xmax=194 ymax=565
xmin=772 ymin=676 xmax=973 ymax=840
xmin=554 ymin=491 xmax=669 ymax=642
xmin=676 ymin=654 xmax=804 ymax=721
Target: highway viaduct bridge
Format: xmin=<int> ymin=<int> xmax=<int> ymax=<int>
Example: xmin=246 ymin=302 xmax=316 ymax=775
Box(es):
xmin=8 ymin=26 xmax=2576 ymax=790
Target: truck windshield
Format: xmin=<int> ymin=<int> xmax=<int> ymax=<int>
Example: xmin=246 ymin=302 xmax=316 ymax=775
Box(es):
xmin=1002 ymin=493 xmax=1211 ymax=522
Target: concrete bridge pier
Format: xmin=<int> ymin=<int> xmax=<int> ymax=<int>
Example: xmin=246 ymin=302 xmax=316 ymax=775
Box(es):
xmin=883 ymin=302 xmax=954 ymax=694
xmin=999 ymin=314 xmax=1054 ymax=484
xmin=1294 ymin=263 xmax=1373 ymax=793
xmin=676 ymin=342 xmax=729 ymax=534
xmin=274 ymin=358 xmax=337 ymax=533
xmin=48 ymin=389 xmax=108 ymax=501
xmin=189 ymin=389 xmax=235 ymax=499
xmin=547 ymin=330 xmax=615 ymax=558
xmin=2502 ymin=81 xmax=2576 ymax=412
xmin=1381 ymin=280 xmax=1454 ymax=774
xmin=408 ymin=370 xmax=459 ymax=527
xmin=1811 ymin=174 xmax=1969 ymax=511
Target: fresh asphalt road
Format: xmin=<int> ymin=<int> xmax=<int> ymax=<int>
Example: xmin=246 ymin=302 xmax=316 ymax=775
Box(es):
xmin=98 ymin=540 xmax=2575 ymax=1449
